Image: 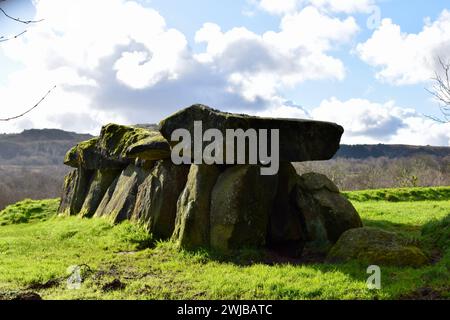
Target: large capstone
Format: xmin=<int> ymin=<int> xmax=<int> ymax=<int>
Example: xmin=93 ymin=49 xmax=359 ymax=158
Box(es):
xmin=159 ymin=104 xmax=344 ymax=162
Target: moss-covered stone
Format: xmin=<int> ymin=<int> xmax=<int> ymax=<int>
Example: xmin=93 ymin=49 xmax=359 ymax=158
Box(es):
xmin=294 ymin=172 xmax=362 ymax=251
xmin=210 ymin=165 xmax=278 ymax=252
xmin=131 ymin=160 xmax=189 ymax=240
xmin=64 ymin=124 xmax=169 ymax=169
xmin=79 ymin=169 xmax=122 ymax=217
xmin=59 ymin=167 xmax=100 ymax=216
xmin=159 ymin=104 xmax=344 ymax=162
xmin=98 ymin=124 xmax=158 ymax=160
xmin=172 ymin=164 xmax=221 ymax=250
xmin=327 ymin=227 xmax=428 ymax=267
xmin=63 ymin=137 xmax=125 ymax=170
xmin=64 ymin=146 xmax=79 ymax=167
xmin=125 ymin=133 xmax=171 ymax=161
xmin=58 ymin=169 xmax=78 ymax=215
xmin=94 ymin=164 xmax=150 ymax=223
xmin=93 ymin=176 xmax=118 ymax=219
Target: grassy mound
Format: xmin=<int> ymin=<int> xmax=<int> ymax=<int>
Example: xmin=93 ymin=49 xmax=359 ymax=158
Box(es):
xmin=422 ymin=214 xmax=450 ymax=251
xmin=343 ymin=186 xmax=450 ymax=202
xmin=0 ymin=189 xmax=449 ymax=300
xmin=0 ymin=199 xmax=60 ymax=226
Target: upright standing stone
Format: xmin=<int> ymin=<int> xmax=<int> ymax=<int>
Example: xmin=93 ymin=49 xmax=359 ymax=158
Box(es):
xmin=210 ymin=165 xmax=278 ymax=252
xmin=58 ymin=169 xmax=78 ymax=215
xmin=79 ymin=169 xmax=122 ymax=217
xmin=132 ymin=160 xmax=189 ymax=239
xmin=172 ymin=164 xmax=221 ymax=249
xmin=60 ymin=167 xmax=94 ymax=216
xmin=94 ymin=164 xmax=150 ymax=223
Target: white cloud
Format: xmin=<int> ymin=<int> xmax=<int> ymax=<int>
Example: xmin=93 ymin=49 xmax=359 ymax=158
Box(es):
xmin=259 ymin=0 xmax=298 ymax=15
xmin=255 ymin=104 xmax=310 ymax=119
xmin=357 ymin=10 xmax=450 ymax=85
xmin=2 ymin=0 xmax=447 ymax=147
xmin=195 ymin=6 xmax=358 ymax=101
xmin=309 ymin=0 xmax=374 ymax=14
xmin=1 ymin=0 xmax=189 ymax=133
xmin=258 ymin=0 xmax=374 ymax=15
xmin=311 ymin=97 xmax=450 ymax=145
xmin=0 ymin=1 xmax=358 ymax=134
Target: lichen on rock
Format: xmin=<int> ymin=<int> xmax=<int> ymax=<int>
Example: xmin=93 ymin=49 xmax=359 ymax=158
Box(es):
xmin=98 ymin=124 xmax=169 ymax=161
xmin=126 ymin=133 xmax=171 ymax=161
xmin=327 ymin=227 xmax=428 ymax=267
xmin=172 ymin=164 xmax=221 ymax=250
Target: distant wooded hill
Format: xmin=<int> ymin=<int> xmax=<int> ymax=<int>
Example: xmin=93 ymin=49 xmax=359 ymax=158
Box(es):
xmin=335 ymin=144 xmax=450 ymax=159
xmin=1 ymin=129 xmax=450 ymax=165
xmin=0 ymin=129 xmax=92 ymax=166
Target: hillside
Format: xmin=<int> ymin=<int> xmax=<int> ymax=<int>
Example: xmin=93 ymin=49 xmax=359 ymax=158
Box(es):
xmin=0 ymin=129 xmax=92 ymax=210
xmin=0 ymin=129 xmax=92 ymax=166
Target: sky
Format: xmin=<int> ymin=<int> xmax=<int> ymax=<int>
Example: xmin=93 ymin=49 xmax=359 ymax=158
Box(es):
xmin=1 ymin=0 xmax=450 ymax=145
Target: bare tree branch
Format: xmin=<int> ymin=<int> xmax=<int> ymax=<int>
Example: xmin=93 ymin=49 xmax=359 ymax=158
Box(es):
xmin=0 ymin=30 xmax=26 ymax=42
xmin=0 ymin=7 xmax=43 ymax=24
xmin=0 ymin=2 xmax=42 ymax=42
xmin=0 ymin=86 xmax=56 ymax=121
xmin=426 ymin=57 xmax=450 ymax=122
xmin=0 ymin=2 xmax=54 ymax=123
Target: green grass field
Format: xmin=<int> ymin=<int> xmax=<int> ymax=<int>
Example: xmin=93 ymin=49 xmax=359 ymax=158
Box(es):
xmin=0 ymin=187 xmax=449 ymax=300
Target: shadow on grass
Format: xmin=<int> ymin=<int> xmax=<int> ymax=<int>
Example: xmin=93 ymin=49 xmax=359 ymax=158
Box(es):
xmin=168 ymin=215 xmax=450 ymax=299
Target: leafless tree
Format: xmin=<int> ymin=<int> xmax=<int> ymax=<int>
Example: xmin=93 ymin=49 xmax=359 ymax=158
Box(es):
xmin=427 ymin=57 xmax=450 ymax=123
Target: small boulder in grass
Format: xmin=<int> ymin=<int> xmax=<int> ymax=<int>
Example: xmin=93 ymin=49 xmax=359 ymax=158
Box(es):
xmin=326 ymin=227 xmax=428 ymax=267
